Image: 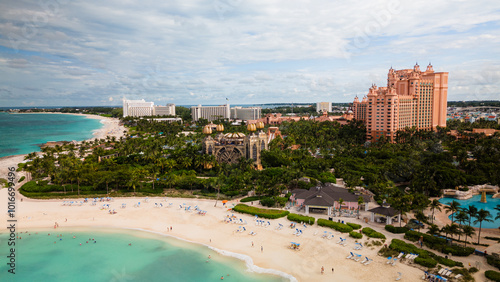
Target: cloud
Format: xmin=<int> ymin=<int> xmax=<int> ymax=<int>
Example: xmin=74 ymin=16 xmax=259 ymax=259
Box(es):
xmin=0 ymin=0 xmax=499 ymax=106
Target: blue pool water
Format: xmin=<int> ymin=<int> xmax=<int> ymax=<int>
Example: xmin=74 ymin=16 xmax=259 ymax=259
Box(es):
xmin=439 ymin=195 xmax=500 ymax=229
xmin=0 ymin=228 xmax=289 ymax=281
xmin=0 ymin=113 xmax=103 ymax=158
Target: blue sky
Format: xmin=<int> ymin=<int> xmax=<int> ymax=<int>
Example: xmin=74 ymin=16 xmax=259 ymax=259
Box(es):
xmin=0 ymin=0 xmax=499 ymax=107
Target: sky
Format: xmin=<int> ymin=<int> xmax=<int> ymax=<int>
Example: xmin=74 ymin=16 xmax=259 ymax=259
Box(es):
xmin=0 ymin=0 xmax=499 ymax=107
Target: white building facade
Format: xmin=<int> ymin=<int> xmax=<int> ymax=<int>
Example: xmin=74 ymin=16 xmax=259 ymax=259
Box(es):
xmin=191 ymin=104 xmax=230 ymax=122
xmin=123 ymin=99 xmax=154 ymax=117
xmin=153 ymin=103 xmax=176 ymax=116
xmin=230 ymin=107 xmax=262 ymax=121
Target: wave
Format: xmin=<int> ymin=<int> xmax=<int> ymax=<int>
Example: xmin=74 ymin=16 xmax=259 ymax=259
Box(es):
xmin=103 ymin=226 xmax=297 ymax=282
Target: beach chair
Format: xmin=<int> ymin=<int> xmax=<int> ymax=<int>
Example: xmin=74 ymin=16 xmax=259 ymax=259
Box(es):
xmin=296 ymin=230 xmax=302 ymax=237
xmin=121 ymin=203 xmax=126 ymax=209
xmin=327 ymin=233 xmax=334 ymax=240
xmin=346 ymin=252 xmax=354 ymax=259
xmin=397 ymin=252 xmax=404 ymax=259
xmin=249 ymin=231 xmax=257 ymax=236
xmin=454 ymin=274 xmax=462 ymax=279
xmin=364 ymin=258 xmax=373 ymax=265
xmin=341 ymin=239 xmax=347 ymax=246
xmin=354 ymin=243 xmax=363 ymax=250
xmin=168 ymin=203 xmax=173 ymax=208
xmin=386 ymin=257 xmax=393 ymax=264
xmin=360 ymin=257 xmax=368 ymax=264
xmin=336 ymin=237 xmax=343 ymax=244
xmin=322 ymin=231 xmax=328 ymax=238
xmin=391 ymin=258 xmax=398 ymax=266
xmin=354 ymin=253 xmax=362 ymax=261
xmin=396 ymin=272 xmax=402 ymax=281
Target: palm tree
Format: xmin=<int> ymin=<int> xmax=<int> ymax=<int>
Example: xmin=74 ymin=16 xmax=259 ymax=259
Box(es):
xmin=495 ymin=204 xmax=500 ymax=220
xmin=338 ymin=198 xmax=344 ymax=211
xmin=429 ymin=199 xmax=442 ymax=224
xmin=441 ymin=224 xmax=451 ymax=241
xmin=455 ymin=211 xmax=469 ymax=242
xmin=427 ymin=224 xmax=440 ymax=236
xmin=463 ymin=205 xmax=478 ymax=227
xmin=444 ymin=200 xmax=461 ymax=223
xmin=357 ymin=196 xmax=364 ymax=219
xmin=474 ymin=209 xmax=493 ymax=244
xmin=462 ymin=225 xmax=475 ymax=247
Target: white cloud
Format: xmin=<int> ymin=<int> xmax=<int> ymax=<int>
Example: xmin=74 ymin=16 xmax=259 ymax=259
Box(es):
xmin=0 ymin=0 xmax=499 ymax=106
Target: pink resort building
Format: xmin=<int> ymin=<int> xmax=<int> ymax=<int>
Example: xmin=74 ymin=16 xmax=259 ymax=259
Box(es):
xmin=352 ymin=63 xmax=448 ymax=142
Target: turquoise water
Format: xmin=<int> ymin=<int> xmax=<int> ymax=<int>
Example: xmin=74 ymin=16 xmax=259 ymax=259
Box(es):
xmin=0 ymin=228 xmax=288 ymax=282
xmin=439 ymin=195 xmax=500 ymax=229
xmin=0 ymin=113 xmax=103 ymax=158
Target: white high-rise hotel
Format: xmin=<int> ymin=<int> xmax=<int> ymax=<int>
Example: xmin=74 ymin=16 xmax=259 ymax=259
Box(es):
xmin=123 ymin=98 xmax=175 ymax=117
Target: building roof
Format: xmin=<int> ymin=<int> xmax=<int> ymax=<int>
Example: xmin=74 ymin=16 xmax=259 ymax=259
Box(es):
xmin=293 ymin=184 xmax=371 ymax=205
xmin=367 ymin=206 xmax=399 ymax=217
xmin=303 ymin=191 xmax=335 ymax=207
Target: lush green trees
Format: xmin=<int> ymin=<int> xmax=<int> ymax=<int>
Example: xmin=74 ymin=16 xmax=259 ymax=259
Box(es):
xmin=474 ymin=209 xmax=493 ymax=244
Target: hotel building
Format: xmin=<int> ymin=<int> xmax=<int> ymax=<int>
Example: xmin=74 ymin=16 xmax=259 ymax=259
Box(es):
xmin=352 ymin=63 xmax=448 ymax=142
xmin=153 ymin=103 xmax=176 ymax=116
xmin=230 ymin=107 xmax=262 ymax=121
xmin=316 ymin=102 xmax=332 ymax=113
xmin=191 ymin=104 xmax=231 ymax=122
xmin=123 ymin=99 xmax=154 ymax=117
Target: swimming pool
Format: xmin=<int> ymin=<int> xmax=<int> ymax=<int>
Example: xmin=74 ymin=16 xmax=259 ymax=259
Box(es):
xmin=439 ymin=194 xmax=500 ymax=229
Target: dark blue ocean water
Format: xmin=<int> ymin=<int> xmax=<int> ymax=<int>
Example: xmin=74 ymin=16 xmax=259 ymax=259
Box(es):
xmin=0 ymin=113 xmax=103 ymax=158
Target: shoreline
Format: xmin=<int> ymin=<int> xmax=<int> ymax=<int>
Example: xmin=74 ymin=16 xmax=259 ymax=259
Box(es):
xmin=0 ymin=112 xmax=127 ymax=159
xmin=0 ymin=193 xmax=428 ymax=282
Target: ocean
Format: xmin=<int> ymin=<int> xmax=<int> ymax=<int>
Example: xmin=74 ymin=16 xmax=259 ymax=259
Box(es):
xmin=0 ymin=228 xmax=289 ymax=282
xmin=0 ymin=113 xmax=103 ymax=158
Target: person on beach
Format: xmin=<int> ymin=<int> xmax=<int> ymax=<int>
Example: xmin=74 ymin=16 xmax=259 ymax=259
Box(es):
xmin=261 ymin=246 xmax=263 ymax=252
xmin=251 ymin=241 xmax=254 ymax=247
xmin=321 ymin=266 xmax=324 ymax=274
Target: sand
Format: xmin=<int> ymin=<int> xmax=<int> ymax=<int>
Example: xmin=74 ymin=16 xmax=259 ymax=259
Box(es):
xmin=0 ymin=188 xmax=429 ymax=282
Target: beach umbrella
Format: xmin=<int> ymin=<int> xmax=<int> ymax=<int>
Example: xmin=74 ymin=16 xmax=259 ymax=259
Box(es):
xmin=222 ymin=200 xmax=228 ymax=204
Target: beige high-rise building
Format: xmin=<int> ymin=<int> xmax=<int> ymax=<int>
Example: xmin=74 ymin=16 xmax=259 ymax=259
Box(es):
xmin=316 ymin=102 xmax=332 ymax=113
xmin=352 ymin=63 xmax=448 ymax=142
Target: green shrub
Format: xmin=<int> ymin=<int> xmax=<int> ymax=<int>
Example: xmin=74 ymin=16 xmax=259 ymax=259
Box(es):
xmin=385 ymin=225 xmax=409 ymax=234
xmin=0 ymin=178 xmax=7 ymax=188
xmin=434 ymin=256 xmax=463 ymax=267
xmin=487 ymin=255 xmax=500 ymax=270
xmin=232 ymin=204 xmax=289 ymax=219
xmin=287 ymin=213 xmax=315 ymax=225
xmin=485 ymin=270 xmax=500 ymax=282
xmin=362 ymin=227 xmax=386 ymax=239
xmin=415 ymin=257 xmax=438 ymax=268
xmin=346 ymin=222 xmax=362 ymax=230
xmin=317 ymin=219 xmax=353 ymax=233
xmin=259 ymin=197 xmax=276 ymax=207
xmin=469 ymin=267 xmax=479 ymax=273
xmin=349 ymin=231 xmax=363 ymax=239
xmin=405 ymin=230 xmax=474 ymax=256
xmin=18 ymin=176 xmax=26 ymax=182
xmin=240 ymin=196 xmax=262 ymax=202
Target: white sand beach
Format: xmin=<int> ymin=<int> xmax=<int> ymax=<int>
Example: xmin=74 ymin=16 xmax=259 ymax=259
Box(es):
xmin=0 ymin=186 xmax=427 ymax=281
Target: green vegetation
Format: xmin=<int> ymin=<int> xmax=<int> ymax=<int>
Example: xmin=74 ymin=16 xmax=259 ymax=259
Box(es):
xmin=387 ymin=239 xmax=463 ymax=269
xmin=0 ymin=178 xmax=7 ymax=188
xmin=485 ymin=270 xmax=500 ymax=282
xmin=362 ymin=227 xmax=386 ymax=239
xmin=487 ymin=255 xmax=500 ymax=270
xmin=287 ymin=213 xmax=315 ymax=225
xmin=317 ymin=219 xmax=353 ymax=233
xmin=385 ymin=225 xmax=409 ymax=234
xmin=405 ymin=230 xmax=474 ymax=256
xmin=349 ymin=231 xmax=363 ymax=239
xmin=346 ymin=222 xmax=362 ymax=230
xmin=232 ymin=204 xmax=289 ymax=219
xmin=18 ymin=176 xmax=25 ymax=182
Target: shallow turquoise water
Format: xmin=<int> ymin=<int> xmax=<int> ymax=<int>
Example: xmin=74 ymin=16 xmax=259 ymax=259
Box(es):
xmin=0 ymin=228 xmax=287 ymax=282
xmin=0 ymin=113 xmax=103 ymax=158
xmin=439 ymin=195 xmax=500 ymax=229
